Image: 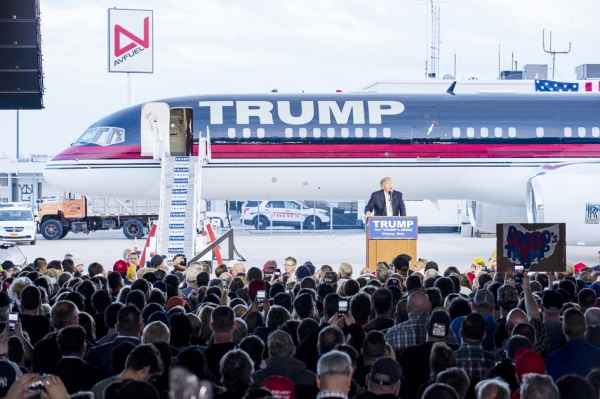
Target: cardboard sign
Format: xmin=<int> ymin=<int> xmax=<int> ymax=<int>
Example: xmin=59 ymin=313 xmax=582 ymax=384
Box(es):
xmin=496 ymin=223 xmax=566 ymax=272
xmin=368 ymin=217 xmax=418 ymax=240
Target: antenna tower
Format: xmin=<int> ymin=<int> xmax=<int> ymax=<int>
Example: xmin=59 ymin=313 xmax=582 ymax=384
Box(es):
xmin=542 ymin=29 xmax=571 ymax=79
xmin=429 ymin=0 xmax=441 ymax=79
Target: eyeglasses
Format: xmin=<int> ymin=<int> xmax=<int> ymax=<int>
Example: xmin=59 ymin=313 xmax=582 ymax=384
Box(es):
xmin=285 ymin=264 xmax=295 ymax=267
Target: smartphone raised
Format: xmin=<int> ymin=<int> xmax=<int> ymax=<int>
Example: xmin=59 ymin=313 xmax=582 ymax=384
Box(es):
xmin=257 ymin=290 xmax=266 ymax=308
xmin=8 ymin=313 xmax=17 ymax=332
xmin=274 ymin=268 xmax=281 ymax=278
xmin=338 ymin=299 xmax=348 ymax=317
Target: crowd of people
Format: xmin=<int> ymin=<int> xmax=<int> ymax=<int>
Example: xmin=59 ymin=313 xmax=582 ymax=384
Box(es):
xmin=0 ymin=249 xmax=599 ymax=399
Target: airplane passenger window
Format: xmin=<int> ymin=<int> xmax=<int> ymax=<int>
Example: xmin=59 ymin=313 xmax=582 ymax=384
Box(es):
xmin=313 ymin=128 xmax=321 ymax=138
xmin=341 ymin=128 xmax=349 ymax=138
xmin=355 ymin=128 xmax=363 ymax=138
xmin=257 ymin=128 xmax=265 ymax=138
xmin=369 ymin=128 xmax=377 ymax=138
xmin=494 ymin=127 xmax=502 ymax=137
xmin=106 ymin=128 xmax=125 ymax=145
xmin=327 ymin=128 xmax=335 ymax=138
xmin=383 ymin=128 xmax=391 ymax=138
xmin=480 ymin=128 xmax=488 ymax=138
xmin=564 ymin=127 xmax=572 ymax=137
xmin=593 ymin=127 xmax=600 ymax=138
xmin=467 ymin=128 xmax=474 ymax=138
xmin=536 ymin=127 xmax=544 ymax=137
xmin=299 ymin=128 xmax=306 ymax=138
xmin=228 ymin=128 xmax=236 ymax=138
xmin=508 ymin=127 xmax=516 ymax=138
xmin=285 ymin=128 xmax=293 ymax=138
xmin=578 ymin=127 xmax=586 ymax=137
xmin=452 ymin=128 xmax=460 ymax=138
xmin=243 ymin=128 xmax=251 ymax=138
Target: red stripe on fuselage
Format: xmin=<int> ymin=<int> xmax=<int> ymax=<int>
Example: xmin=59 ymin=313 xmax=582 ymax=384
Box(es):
xmin=51 ymin=143 xmax=600 ymax=161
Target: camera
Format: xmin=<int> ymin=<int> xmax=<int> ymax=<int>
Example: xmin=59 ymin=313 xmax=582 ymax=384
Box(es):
xmin=432 ymin=322 xmax=447 ymax=337
xmin=257 ymin=290 xmax=266 ymax=308
xmin=338 ymin=299 xmax=348 ymax=317
xmin=8 ymin=313 xmax=17 ymax=332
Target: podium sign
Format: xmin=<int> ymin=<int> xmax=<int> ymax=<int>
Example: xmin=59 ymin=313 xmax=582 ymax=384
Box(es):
xmin=367 ymin=216 xmax=418 ymax=271
xmin=368 ymin=217 xmax=418 ymax=240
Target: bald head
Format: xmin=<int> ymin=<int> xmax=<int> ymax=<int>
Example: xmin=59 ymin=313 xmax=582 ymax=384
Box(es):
xmin=407 ymin=290 xmax=430 ymax=317
xmin=506 ymin=308 xmax=528 ymax=333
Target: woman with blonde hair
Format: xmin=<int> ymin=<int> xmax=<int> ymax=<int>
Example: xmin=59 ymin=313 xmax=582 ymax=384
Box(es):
xmin=197 ymin=303 xmax=216 ymax=342
xmin=142 ymin=320 xmax=171 ymax=344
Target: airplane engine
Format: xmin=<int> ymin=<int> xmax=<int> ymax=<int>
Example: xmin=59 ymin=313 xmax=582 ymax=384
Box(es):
xmin=467 ymin=201 xmax=527 ymax=233
xmin=526 ymin=163 xmax=600 ymax=246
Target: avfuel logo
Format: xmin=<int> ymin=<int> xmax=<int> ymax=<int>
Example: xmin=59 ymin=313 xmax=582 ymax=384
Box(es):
xmin=113 ymin=16 xmax=149 ymax=63
xmin=108 ymin=9 xmax=153 ymax=73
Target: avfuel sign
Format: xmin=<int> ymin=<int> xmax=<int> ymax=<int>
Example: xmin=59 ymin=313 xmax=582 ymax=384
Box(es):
xmin=108 ymin=8 xmax=153 ymax=73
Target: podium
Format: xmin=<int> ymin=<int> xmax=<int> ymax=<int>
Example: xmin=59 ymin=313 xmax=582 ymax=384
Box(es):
xmin=366 ymin=216 xmax=418 ymax=272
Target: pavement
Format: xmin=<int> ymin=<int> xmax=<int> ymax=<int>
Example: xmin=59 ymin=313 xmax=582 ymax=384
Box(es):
xmin=11 ymin=220 xmax=599 ymax=275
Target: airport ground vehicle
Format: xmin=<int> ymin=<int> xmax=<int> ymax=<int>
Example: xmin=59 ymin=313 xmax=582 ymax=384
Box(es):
xmin=37 ymin=193 xmax=230 ymax=240
xmin=0 ymin=241 xmax=27 ymax=264
xmin=38 ymin=192 xmax=158 ymax=240
xmin=0 ymin=204 xmax=37 ymax=245
xmin=241 ymin=200 xmax=330 ymax=230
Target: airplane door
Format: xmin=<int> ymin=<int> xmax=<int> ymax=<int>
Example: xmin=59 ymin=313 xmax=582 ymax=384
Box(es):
xmin=141 ymin=102 xmax=170 ymax=158
xmin=169 ymin=108 xmax=194 ymax=156
xmin=412 ymin=106 xmax=440 ymax=143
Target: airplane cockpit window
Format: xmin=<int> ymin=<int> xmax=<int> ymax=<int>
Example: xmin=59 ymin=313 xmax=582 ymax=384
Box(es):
xmin=94 ymin=128 xmax=112 ymax=144
xmin=73 ymin=127 xmax=125 ymax=146
xmin=74 ymin=128 xmax=98 ymax=144
xmin=106 ymin=128 xmax=125 ymax=145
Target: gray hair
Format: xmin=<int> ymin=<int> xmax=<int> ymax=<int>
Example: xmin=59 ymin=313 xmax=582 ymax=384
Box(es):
xmin=436 ymin=368 xmax=470 ymax=399
xmin=268 ymin=330 xmax=293 ymax=358
xmin=475 ymin=378 xmax=511 ymax=399
xmin=219 ymin=349 xmax=253 ymax=389
xmin=317 ymin=350 xmax=352 ymax=376
xmin=585 ymin=307 xmax=600 ymax=327
xmin=520 ymin=374 xmax=559 ymax=399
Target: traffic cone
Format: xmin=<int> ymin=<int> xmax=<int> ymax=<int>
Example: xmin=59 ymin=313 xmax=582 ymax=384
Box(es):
xmin=133 ymin=236 xmax=139 ymax=252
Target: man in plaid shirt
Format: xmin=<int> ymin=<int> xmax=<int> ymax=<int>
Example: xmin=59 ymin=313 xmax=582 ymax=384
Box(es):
xmin=454 ymin=313 xmax=495 ymax=380
xmin=385 ymin=290 xmax=457 ymax=353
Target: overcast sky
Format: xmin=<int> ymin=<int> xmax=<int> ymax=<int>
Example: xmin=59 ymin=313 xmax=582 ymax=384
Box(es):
xmin=0 ymin=0 xmax=597 ymax=158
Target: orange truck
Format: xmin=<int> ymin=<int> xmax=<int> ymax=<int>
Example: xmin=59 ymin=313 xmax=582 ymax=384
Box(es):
xmin=38 ymin=192 xmax=157 ymax=240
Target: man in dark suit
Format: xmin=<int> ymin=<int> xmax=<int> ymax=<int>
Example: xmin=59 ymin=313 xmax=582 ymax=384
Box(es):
xmin=32 ymin=300 xmax=79 ymax=372
xmin=86 ymin=305 xmax=142 ymax=376
xmin=364 ymin=177 xmax=406 ymax=217
xmin=41 ymin=325 xmax=107 ymax=394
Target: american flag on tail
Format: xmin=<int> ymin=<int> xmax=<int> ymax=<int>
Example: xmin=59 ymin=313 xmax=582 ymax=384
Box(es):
xmin=535 ymin=79 xmax=600 ymax=92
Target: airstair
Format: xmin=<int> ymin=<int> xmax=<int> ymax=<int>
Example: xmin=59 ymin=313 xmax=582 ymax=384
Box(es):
xmin=156 ymin=156 xmax=199 ymax=262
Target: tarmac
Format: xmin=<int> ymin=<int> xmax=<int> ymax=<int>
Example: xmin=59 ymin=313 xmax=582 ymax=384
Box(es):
xmin=14 ymin=220 xmax=599 ymax=275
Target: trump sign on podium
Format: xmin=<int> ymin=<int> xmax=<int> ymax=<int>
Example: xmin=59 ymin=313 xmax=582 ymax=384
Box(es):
xmin=108 ymin=8 xmax=153 ymax=73
xmin=496 ymin=223 xmax=566 ymax=272
xmin=368 ymin=217 xmax=418 ymax=240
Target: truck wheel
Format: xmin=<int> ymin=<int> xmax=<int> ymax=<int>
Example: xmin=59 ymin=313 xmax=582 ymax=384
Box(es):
xmin=123 ymin=219 xmax=144 ymax=239
xmin=58 ymin=229 xmax=69 ymax=239
xmin=253 ymin=216 xmax=269 ymax=230
xmin=41 ymin=220 xmax=63 ymax=240
xmin=304 ymin=216 xmax=321 ymax=230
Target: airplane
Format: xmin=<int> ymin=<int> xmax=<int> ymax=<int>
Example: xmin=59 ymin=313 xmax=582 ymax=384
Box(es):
xmin=43 ymin=89 xmax=600 ymax=245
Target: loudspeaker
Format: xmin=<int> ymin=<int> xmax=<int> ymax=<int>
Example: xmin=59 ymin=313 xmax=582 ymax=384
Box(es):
xmin=0 ymin=0 xmax=44 ymax=110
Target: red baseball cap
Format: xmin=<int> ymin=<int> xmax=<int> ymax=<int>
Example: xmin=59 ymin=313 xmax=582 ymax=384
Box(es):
xmin=262 ymin=375 xmax=295 ymax=399
xmin=113 ymin=260 xmax=128 ymax=275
